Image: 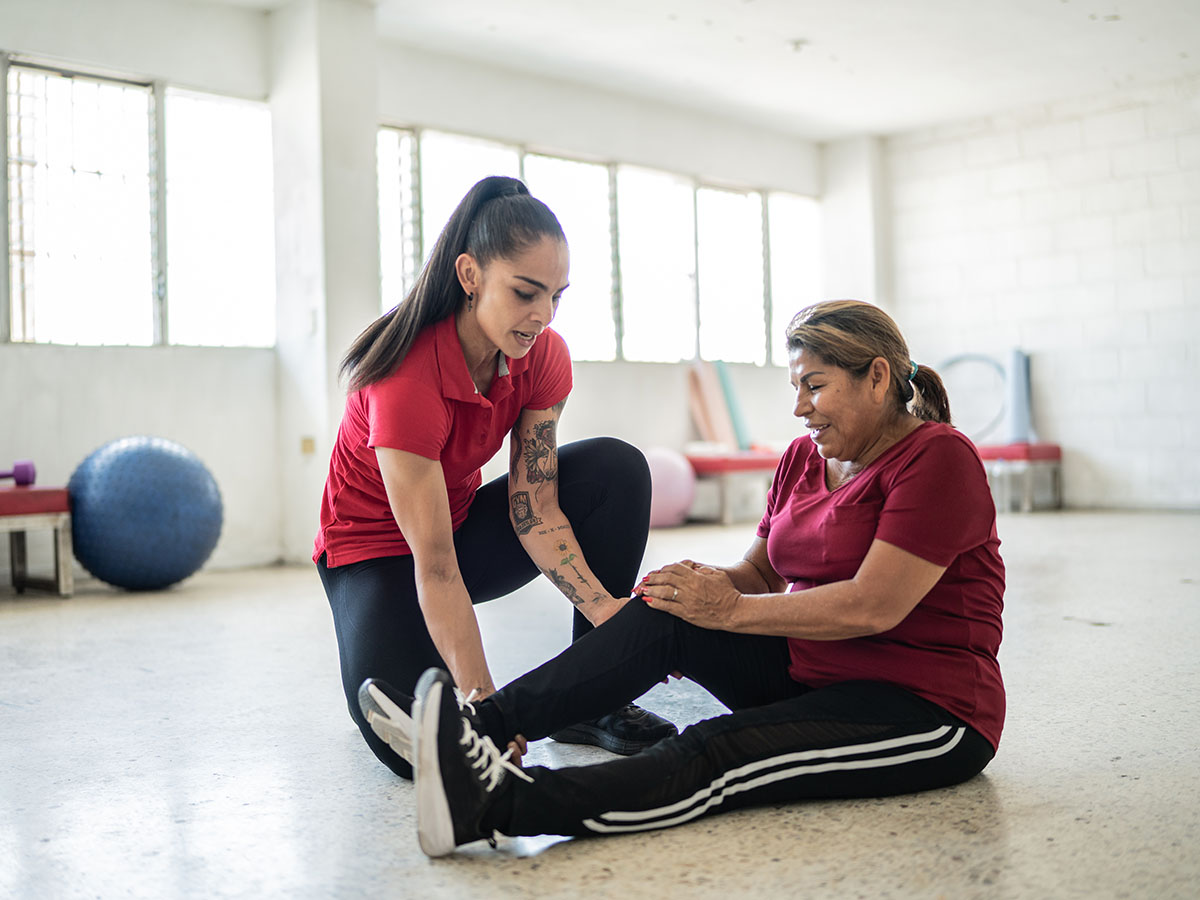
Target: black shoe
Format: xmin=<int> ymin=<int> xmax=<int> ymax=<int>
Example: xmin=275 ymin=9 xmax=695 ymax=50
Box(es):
xmin=550 ymin=704 xmax=678 ymax=755
xmin=412 ymin=668 xmax=533 ymax=857
xmin=358 ymin=678 xmax=415 ymax=766
xmin=358 ymin=677 xmax=487 ymax=769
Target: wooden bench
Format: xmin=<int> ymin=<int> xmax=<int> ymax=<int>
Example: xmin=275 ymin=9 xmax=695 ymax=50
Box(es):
xmin=685 ymin=450 xmax=783 ymax=525
xmin=0 ymin=485 xmax=74 ymax=596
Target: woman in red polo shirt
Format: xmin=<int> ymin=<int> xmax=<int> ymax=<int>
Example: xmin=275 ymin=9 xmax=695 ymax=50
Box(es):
xmin=315 ymin=176 xmax=674 ymax=778
xmin=378 ymin=299 xmax=1006 ymax=856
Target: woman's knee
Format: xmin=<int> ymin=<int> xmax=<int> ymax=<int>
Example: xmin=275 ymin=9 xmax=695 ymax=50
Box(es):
xmin=561 ymin=438 xmax=650 ymax=493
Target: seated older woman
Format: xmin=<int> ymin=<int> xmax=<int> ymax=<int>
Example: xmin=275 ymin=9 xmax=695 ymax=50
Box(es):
xmin=362 ymin=299 xmax=1005 ymax=857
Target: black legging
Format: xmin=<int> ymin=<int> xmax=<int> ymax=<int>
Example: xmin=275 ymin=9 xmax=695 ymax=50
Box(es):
xmin=317 ymin=437 xmax=651 ymax=777
xmin=472 ymin=598 xmax=996 ymax=838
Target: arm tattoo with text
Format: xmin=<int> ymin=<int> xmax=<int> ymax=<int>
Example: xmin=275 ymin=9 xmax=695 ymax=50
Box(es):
xmin=509 ymin=490 xmax=542 ymax=535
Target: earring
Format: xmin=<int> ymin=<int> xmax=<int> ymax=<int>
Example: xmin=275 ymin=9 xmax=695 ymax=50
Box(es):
xmin=467 ymin=293 xmax=474 ymax=312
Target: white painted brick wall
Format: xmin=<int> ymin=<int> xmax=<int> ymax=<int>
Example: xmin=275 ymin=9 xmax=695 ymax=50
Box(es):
xmin=887 ymin=74 xmax=1200 ymax=509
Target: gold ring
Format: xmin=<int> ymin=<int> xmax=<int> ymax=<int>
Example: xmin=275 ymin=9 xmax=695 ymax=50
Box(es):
xmin=673 ymin=587 xmax=679 ymax=600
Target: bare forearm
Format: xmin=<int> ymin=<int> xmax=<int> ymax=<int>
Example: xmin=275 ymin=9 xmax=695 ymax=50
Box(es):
xmin=518 ymin=513 xmax=623 ymax=624
xmin=717 ymin=558 xmax=780 ymax=595
xmin=725 ymin=581 xmax=886 ymax=640
xmin=415 ymin=567 xmax=495 ymax=696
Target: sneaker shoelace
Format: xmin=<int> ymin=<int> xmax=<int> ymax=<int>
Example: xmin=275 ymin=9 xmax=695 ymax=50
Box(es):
xmin=455 ymin=687 xmax=480 ymax=715
xmin=459 ymin=718 xmax=534 ymax=791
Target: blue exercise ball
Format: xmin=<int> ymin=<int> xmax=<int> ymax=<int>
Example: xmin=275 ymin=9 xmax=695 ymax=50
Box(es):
xmin=69 ymin=436 xmax=223 ymax=590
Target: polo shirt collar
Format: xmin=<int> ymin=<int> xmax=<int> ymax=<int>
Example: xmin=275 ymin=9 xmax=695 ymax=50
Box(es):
xmin=434 ymin=314 xmax=531 ymax=405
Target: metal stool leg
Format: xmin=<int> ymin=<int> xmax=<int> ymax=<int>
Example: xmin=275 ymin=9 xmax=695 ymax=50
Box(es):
xmin=10 ymin=530 xmax=28 ymax=593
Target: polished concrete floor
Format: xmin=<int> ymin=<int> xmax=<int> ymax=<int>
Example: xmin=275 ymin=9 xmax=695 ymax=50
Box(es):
xmin=2 ymin=511 xmax=1197 ymax=899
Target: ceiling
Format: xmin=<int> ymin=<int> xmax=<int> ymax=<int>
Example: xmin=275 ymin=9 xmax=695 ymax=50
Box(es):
xmin=215 ymin=0 xmax=1200 ymax=140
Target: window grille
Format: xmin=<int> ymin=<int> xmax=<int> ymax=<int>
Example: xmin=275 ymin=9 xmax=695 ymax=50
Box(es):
xmin=6 ymin=62 xmax=155 ymax=345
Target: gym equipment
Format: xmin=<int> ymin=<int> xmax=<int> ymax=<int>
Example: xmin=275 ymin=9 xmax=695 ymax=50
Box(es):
xmin=939 ymin=348 xmax=1036 ymax=445
xmin=68 ymin=436 xmax=223 ymax=590
xmin=1 ymin=485 xmax=73 ymax=596
xmin=1 ymin=460 xmax=36 ymax=486
xmin=646 ymin=447 xmax=696 ymax=528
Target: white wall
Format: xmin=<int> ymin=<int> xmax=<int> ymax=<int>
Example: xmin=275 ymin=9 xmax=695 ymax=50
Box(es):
xmin=888 ymin=75 xmax=1200 ymax=508
xmin=0 ymin=0 xmax=268 ymax=99
xmin=377 ymin=44 xmax=819 ymax=196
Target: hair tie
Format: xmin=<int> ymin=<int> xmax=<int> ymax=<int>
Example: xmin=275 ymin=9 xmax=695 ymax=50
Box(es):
xmin=907 ymin=360 xmax=918 ymax=381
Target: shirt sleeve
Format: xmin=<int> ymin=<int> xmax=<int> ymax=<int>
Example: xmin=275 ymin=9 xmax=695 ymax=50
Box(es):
xmin=363 ymin=376 xmax=451 ymax=460
xmin=524 ymin=328 xmax=573 ymax=411
xmin=874 ymin=432 xmax=995 ymax=566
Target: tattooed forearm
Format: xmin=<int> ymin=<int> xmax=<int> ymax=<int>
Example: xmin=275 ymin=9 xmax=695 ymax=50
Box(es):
xmin=555 ymin=540 xmax=588 ymax=583
xmin=509 ymin=490 xmax=542 ymax=536
xmin=534 ymin=523 xmax=571 ymax=537
xmin=543 ymin=568 xmax=582 ymax=606
xmin=541 ymin=567 xmax=607 ymax=608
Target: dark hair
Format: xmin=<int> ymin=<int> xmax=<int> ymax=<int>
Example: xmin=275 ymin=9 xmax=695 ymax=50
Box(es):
xmin=341 ymin=175 xmax=565 ymax=391
xmin=785 ymin=299 xmax=952 ymax=424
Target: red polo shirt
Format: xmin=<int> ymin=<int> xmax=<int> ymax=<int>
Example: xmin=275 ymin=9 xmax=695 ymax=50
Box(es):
xmin=757 ymin=422 xmax=1006 ymax=749
xmin=314 ymin=316 xmax=572 ymax=566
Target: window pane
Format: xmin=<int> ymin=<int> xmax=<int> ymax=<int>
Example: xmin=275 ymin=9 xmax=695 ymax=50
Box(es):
xmin=768 ymin=193 xmax=822 ymax=367
xmin=617 ymin=166 xmax=696 ymax=363
xmin=165 ymin=89 xmax=275 ymax=347
xmin=523 ymin=154 xmax=615 ymax=361
xmin=697 ymin=187 xmax=765 ymax=364
xmin=418 ymin=130 xmax=519 ymax=261
xmin=7 ymin=66 xmax=153 ymax=345
xmin=377 ymin=127 xmax=418 ymax=314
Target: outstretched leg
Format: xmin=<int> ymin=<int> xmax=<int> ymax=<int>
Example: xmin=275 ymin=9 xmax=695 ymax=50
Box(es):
xmin=487 ymin=681 xmax=994 ymax=841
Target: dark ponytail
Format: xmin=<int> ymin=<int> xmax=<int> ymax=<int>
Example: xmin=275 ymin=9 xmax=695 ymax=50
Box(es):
xmin=341 ymin=175 xmax=565 ymax=391
xmin=907 ymin=365 xmax=952 ymax=425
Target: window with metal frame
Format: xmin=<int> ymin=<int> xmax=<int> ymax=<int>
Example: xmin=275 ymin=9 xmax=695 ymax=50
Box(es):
xmin=617 ymin=164 xmax=697 ymax=363
xmin=165 ymin=88 xmax=275 ymax=347
xmin=375 ymin=126 xmax=823 ymax=367
xmin=2 ymin=59 xmax=277 ymax=348
xmin=522 ymin=153 xmax=616 ymax=362
xmin=697 ymin=186 xmax=767 ymax=365
xmin=5 ymin=61 xmax=155 ymax=345
xmin=377 ymin=126 xmax=419 ymax=314
xmin=767 ymin=192 xmax=823 ymax=366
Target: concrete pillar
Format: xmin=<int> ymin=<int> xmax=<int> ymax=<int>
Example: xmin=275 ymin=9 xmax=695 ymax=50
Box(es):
xmin=269 ymin=0 xmax=380 ymax=561
xmin=820 ymin=137 xmax=892 ymax=309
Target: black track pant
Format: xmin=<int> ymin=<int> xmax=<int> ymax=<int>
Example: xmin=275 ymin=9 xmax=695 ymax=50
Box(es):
xmin=317 ymin=437 xmax=651 ymax=778
xmin=476 ymin=598 xmax=996 ymax=838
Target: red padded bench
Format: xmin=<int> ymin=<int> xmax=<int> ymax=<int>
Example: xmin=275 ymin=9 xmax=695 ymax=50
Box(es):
xmin=685 ymin=450 xmax=783 ymax=525
xmin=975 ymin=443 xmax=1062 ymax=513
xmin=0 ymin=485 xmax=74 ymax=596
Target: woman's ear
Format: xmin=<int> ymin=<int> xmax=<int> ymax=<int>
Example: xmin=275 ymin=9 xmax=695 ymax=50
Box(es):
xmin=455 ymin=252 xmax=480 ymax=296
xmin=869 ymin=357 xmax=891 ymax=401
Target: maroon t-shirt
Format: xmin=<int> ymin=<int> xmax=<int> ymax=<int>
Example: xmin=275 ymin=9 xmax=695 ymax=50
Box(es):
xmin=757 ymin=422 xmax=1006 ymax=749
xmin=314 ymin=316 xmax=572 ymax=566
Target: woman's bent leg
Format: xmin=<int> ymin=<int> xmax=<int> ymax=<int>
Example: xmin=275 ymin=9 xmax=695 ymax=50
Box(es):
xmin=478 ymin=599 xmax=797 ymax=744
xmin=318 ymin=554 xmax=438 ymax=778
xmin=493 ymin=681 xmax=995 ymax=838
xmin=555 ymin=438 xmax=652 ymax=640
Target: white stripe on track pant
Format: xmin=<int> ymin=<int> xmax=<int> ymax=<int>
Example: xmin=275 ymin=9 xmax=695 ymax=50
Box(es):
xmin=582 ymin=725 xmax=966 ymax=834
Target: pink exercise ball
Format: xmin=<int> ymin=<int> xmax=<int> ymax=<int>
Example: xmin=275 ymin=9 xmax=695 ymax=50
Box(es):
xmin=646 ymin=447 xmax=696 ymax=528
